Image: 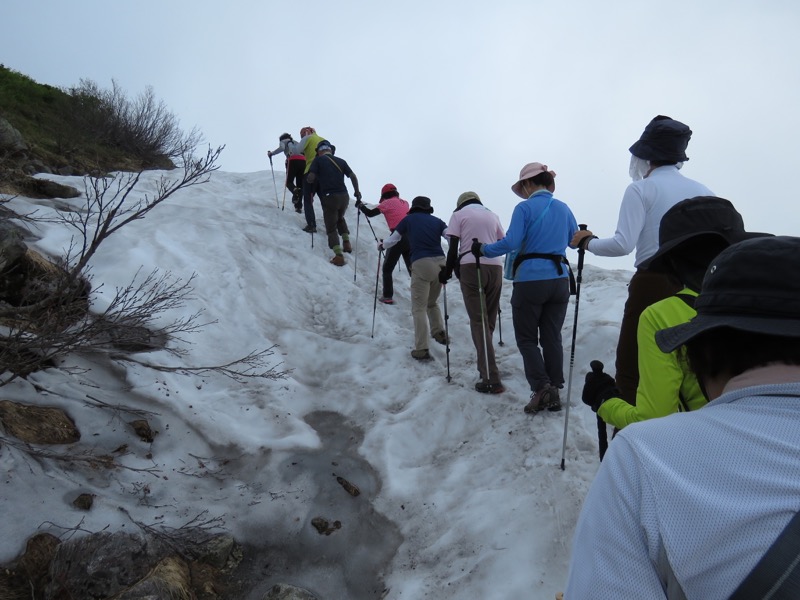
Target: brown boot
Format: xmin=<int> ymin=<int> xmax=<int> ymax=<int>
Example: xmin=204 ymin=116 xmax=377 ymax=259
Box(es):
xmin=343 ymin=240 xmax=353 ymax=253
xmin=330 ymin=254 xmax=345 ymax=267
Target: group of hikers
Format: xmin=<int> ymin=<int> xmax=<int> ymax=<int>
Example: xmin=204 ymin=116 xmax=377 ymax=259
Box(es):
xmin=271 ymin=116 xmax=800 ymax=598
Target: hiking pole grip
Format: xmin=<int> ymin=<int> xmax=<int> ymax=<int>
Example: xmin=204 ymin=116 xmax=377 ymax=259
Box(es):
xmin=577 ymin=224 xmax=588 ymax=272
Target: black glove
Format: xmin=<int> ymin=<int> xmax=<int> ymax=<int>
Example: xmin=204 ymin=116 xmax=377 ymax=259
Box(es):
xmin=438 ymin=268 xmax=451 ymax=284
xmin=355 ymin=199 xmax=363 ymax=209
xmin=471 ymin=240 xmax=484 ymax=258
xmin=582 ymin=360 xmax=619 ymax=412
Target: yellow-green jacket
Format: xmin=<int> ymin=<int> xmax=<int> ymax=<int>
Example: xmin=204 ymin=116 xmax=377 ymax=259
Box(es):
xmin=300 ymin=133 xmax=324 ymax=174
xmin=598 ymin=288 xmax=707 ymax=429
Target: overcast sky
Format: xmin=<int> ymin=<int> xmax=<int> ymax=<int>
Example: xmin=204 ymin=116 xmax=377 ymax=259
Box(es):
xmin=4 ymin=0 xmax=799 ymax=270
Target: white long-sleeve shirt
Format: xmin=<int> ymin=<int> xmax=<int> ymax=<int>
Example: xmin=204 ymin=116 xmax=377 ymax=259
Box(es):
xmin=565 ymin=365 xmax=800 ymax=599
xmin=586 ymin=166 xmax=713 ymax=267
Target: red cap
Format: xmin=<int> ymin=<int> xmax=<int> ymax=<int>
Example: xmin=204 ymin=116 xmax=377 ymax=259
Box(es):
xmin=380 ymin=183 xmax=398 ymax=199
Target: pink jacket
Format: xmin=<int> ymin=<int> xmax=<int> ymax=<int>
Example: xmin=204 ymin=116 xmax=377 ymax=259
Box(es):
xmin=379 ymin=196 xmax=410 ymax=231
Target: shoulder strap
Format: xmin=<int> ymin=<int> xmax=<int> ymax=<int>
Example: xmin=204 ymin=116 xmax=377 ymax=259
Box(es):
xmin=729 ymin=511 xmax=800 ymax=600
xmin=325 ymin=155 xmax=343 ymax=173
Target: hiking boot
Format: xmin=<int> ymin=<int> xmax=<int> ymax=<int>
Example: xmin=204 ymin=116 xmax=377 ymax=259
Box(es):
xmin=524 ymin=388 xmax=547 ymax=414
xmin=411 ymin=349 xmax=432 ymax=360
xmin=432 ymin=330 xmax=448 ymax=345
xmin=524 ymin=385 xmax=560 ymax=414
xmin=330 ymin=254 xmax=345 ymax=267
xmin=475 ymin=381 xmax=505 ymax=394
xmin=378 ymin=297 xmax=394 ymax=305
xmin=303 ymin=225 xmax=317 ymax=233
xmin=343 ymin=240 xmax=353 ymax=253
xmin=293 ymin=203 xmax=303 ymax=214
xmin=543 ymin=385 xmax=562 ymax=412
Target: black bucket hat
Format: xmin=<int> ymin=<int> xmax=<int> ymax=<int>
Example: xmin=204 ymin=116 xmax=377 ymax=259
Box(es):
xmin=409 ymin=196 xmax=434 ymax=214
xmin=656 ymin=236 xmax=800 ymax=353
xmin=629 ymin=115 xmax=692 ymax=162
xmin=640 ymin=196 xmax=768 ymax=271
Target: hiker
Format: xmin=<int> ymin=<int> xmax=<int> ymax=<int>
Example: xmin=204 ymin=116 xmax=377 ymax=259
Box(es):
xmin=565 ymin=235 xmax=800 ymax=599
xmin=472 ymin=163 xmax=577 ymax=413
xmin=571 ymin=115 xmax=714 ymax=407
xmin=298 ymin=126 xmax=324 ymax=233
xmin=355 ymin=183 xmax=411 ymax=304
xmin=267 ymin=132 xmax=306 ymax=213
xmin=305 ymin=139 xmax=362 ymax=267
xmin=440 ymin=191 xmax=505 ymax=394
xmin=582 ymin=196 xmax=770 ymax=430
xmin=381 ymin=196 xmax=448 ymax=360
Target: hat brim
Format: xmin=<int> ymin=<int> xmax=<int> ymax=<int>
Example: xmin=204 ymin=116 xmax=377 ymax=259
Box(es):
xmin=641 ymin=231 xmax=771 ymax=271
xmin=656 ymin=314 xmax=800 ymax=353
xmin=511 ymin=180 xmax=527 ymax=199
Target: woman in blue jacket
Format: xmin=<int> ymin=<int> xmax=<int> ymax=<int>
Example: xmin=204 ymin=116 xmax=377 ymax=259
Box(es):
xmin=474 ymin=162 xmax=577 ymax=414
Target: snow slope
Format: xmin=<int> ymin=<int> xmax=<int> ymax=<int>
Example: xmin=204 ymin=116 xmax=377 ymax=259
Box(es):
xmin=0 ymin=167 xmax=631 ymax=598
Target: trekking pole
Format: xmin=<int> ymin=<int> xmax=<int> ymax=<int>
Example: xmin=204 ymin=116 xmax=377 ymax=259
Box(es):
xmin=363 ymin=213 xmax=380 ymax=243
xmin=441 ymin=268 xmax=452 ymax=382
xmin=560 ymin=224 xmax=588 ymax=470
xmin=371 ymin=248 xmax=383 ymax=338
xmin=269 ymin=155 xmax=280 ymax=208
xmin=590 ymin=360 xmax=610 ymax=461
xmin=354 ymin=209 xmax=360 ymax=283
xmin=498 ymin=308 xmax=504 ymax=346
xmin=473 ymin=238 xmax=492 ymax=384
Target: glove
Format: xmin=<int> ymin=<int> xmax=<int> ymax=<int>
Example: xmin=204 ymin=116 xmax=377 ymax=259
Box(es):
xmin=354 ymin=191 xmax=362 ymax=201
xmin=471 ymin=240 xmax=484 ymax=258
xmin=267 ymin=151 xmax=272 ymax=158
xmin=355 ymin=199 xmax=363 ymax=209
xmin=582 ymin=361 xmax=620 ymax=412
xmin=438 ymin=268 xmax=451 ymax=284
xmin=377 ymin=240 xmax=384 ymax=252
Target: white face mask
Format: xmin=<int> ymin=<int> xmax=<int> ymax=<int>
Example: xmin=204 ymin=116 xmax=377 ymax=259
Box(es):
xmin=629 ymin=155 xmax=651 ymax=181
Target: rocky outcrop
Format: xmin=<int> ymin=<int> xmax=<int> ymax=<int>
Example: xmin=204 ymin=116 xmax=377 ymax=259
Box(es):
xmin=0 ymin=117 xmax=27 ymax=153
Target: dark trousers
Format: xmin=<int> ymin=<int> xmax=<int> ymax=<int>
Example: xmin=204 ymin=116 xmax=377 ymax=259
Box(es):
xmin=459 ymin=263 xmax=503 ymax=384
xmin=614 ymin=268 xmax=681 ymax=405
xmin=382 ymin=235 xmax=412 ymax=299
xmin=286 ymin=157 xmax=305 ymax=193
xmin=302 ymin=174 xmax=317 ymax=228
xmin=320 ymin=193 xmax=350 ymax=251
xmin=511 ymin=278 xmax=570 ymax=392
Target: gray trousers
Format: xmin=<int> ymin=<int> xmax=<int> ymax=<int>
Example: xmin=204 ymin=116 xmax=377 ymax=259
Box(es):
xmin=409 ymin=256 xmax=446 ymax=351
xmin=510 ymin=278 xmax=570 ymax=392
xmin=459 ymin=263 xmax=503 ymax=384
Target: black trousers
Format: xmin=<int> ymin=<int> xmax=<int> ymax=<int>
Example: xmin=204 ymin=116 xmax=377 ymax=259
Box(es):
xmin=382 ymin=235 xmax=412 ymax=299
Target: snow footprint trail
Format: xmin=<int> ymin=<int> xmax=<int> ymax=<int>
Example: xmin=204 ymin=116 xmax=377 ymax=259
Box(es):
xmin=241 ymin=410 xmax=401 ymax=600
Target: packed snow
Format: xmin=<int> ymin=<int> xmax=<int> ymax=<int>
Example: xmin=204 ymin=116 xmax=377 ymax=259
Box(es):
xmin=0 ymin=167 xmax=632 ymax=598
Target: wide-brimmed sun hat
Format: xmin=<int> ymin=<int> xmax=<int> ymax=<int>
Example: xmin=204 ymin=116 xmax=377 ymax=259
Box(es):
xmin=511 ymin=163 xmax=555 ymax=199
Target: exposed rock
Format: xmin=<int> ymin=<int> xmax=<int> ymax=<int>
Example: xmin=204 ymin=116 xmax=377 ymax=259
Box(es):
xmin=0 ymin=117 xmax=27 ymax=152
xmin=45 ymin=532 xmax=170 ymax=599
xmin=195 ymin=533 xmax=236 ymax=569
xmin=130 ymin=418 xmax=156 ymax=443
xmin=0 ymin=400 xmax=80 ymax=444
xmin=0 ymin=223 xmax=28 ymax=272
xmin=113 ymin=555 xmax=193 ymax=600
xmin=263 ymin=583 xmax=319 ymax=600
xmin=72 ymin=492 xmax=95 ymax=510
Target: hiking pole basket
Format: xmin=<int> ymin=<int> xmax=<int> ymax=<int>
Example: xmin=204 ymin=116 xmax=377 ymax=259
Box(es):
xmin=560 ymin=224 xmax=588 ymax=470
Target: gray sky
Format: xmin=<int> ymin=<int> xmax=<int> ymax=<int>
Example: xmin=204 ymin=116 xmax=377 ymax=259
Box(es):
xmin=4 ymin=0 xmax=799 ymax=270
